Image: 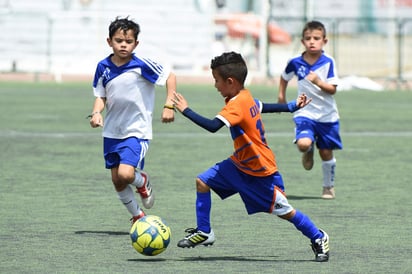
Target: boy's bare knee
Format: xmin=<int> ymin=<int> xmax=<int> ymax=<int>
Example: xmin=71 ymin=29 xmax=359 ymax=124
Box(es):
xmin=278 ymin=209 xmax=296 ymax=220
xmin=297 ymin=138 xmax=313 ymax=152
xmin=196 ymin=178 xmax=210 ymax=192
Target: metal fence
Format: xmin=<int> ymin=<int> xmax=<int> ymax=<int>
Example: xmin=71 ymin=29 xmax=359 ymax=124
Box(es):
xmin=0 ymin=11 xmax=411 ymax=90
xmin=265 ymin=17 xmax=412 ymax=90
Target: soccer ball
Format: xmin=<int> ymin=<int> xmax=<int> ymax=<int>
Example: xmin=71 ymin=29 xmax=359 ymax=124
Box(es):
xmin=130 ymin=215 xmax=171 ymax=256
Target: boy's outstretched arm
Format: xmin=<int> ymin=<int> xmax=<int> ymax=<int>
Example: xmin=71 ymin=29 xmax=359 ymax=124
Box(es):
xmin=172 ymin=92 xmax=224 ymax=133
xmin=262 ymin=93 xmax=312 ymax=113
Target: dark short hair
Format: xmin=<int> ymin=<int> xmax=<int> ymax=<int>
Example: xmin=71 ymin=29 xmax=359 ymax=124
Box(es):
xmin=302 ymin=20 xmax=326 ymax=38
xmin=109 ymin=16 xmax=140 ymax=40
xmin=210 ymin=51 xmax=247 ymax=84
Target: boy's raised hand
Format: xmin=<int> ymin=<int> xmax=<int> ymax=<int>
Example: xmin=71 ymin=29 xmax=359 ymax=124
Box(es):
xmin=296 ymin=93 xmax=312 ymax=108
xmin=172 ymin=91 xmax=189 ymax=113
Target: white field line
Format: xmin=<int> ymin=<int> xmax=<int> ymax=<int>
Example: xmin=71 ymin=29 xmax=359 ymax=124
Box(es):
xmin=0 ymin=130 xmax=412 ymax=138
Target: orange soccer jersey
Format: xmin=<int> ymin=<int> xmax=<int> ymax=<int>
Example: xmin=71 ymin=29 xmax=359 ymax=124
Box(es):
xmin=216 ymin=89 xmax=277 ymax=177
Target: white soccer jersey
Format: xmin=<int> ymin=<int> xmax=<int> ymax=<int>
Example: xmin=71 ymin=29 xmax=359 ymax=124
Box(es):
xmin=281 ymin=52 xmax=339 ymax=122
xmin=93 ymin=54 xmax=170 ymax=139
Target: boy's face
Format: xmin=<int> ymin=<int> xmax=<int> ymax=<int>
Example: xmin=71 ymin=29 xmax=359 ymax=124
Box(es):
xmin=212 ymin=69 xmax=238 ymax=99
xmin=212 ymin=69 xmax=231 ymax=98
xmin=107 ymin=29 xmax=138 ymax=59
xmin=301 ymin=29 xmax=327 ymax=54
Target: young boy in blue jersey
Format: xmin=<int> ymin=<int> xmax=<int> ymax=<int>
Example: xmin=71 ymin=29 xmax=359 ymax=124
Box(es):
xmin=172 ymin=51 xmax=330 ymax=262
xmin=89 ymin=17 xmax=176 ymax=224
xmin=277 ymin=21 xmax=342 ymax=199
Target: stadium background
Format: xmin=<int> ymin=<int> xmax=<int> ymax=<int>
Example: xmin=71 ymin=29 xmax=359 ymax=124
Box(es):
xmin=0 ymin=0 xmax=411 ymax=90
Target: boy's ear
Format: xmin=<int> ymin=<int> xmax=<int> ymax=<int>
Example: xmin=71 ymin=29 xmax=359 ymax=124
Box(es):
xmin=324 ymin=38 xmax=328 ymax=44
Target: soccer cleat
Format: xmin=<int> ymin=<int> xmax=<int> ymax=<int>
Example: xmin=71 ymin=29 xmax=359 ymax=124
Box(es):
xmin=311 ymin=229 xmax=329 ymax=262
xmin=322 ymin=186 xmax=335 ymax=199
xmin=136 ymin=171 xmax=154 ymax=209
xmin=302 ymin=147 xmax=314 ymax=170
xmin=177 ymin=228 xmax=215 ymax=248
xmin=130 ymin=211 xmax=146 ymax=225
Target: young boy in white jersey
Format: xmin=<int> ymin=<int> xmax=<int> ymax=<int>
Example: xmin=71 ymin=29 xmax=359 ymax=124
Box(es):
xmin=89 ymin=17 xmax=176 ymax=224
xmin=277 ymin=21 xmax=342 ymax=199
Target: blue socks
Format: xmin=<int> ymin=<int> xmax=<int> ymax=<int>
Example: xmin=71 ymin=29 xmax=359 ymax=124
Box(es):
xmin=196 ymin=192 xmax=212 ymax=233
xmin=289 ymin=210 xmax=323 ymax=242
xmin=195 ymin=192 xmax=323 ymax=241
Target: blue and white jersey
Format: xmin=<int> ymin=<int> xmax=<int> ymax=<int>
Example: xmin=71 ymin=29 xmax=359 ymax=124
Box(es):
xmin=281 ymin=52 xmax=339 ymax=122
xmin=93 ymin=54 xmax=170 ymax=139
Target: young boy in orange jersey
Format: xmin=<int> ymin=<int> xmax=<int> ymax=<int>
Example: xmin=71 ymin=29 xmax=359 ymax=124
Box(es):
xmin=172 ymin=51 xmax=329 ymax=262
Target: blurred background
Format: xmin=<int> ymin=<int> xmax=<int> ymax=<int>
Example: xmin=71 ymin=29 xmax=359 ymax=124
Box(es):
xmin=0 ymin=0 xmax=411 ymax=89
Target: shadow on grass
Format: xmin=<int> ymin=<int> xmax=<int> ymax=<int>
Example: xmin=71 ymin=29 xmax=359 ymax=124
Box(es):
xmin=286 ymin=195 xmax=322 ymax=200
xmin=128 ymin=256 xmax=312 ymax=263
xmin=180 ymin=255 xmax=281 ymax=262
xmin=128 ymin=258 xmax=168 ymax=262
xmin=74 ymin=230 xmax=128 ymax=236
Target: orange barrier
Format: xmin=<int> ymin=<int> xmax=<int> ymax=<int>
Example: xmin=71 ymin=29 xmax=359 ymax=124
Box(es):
xmin=215 ymin=13 xmax=291 ymax=44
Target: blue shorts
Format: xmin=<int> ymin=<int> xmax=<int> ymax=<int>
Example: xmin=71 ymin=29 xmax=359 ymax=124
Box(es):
xmin=294 ymin=117 xmax=343 ymax=150
xmin=197 ymin=159 xmax=291 ymax=215
xmin=103 ymin=137 xmax=149 ymax=169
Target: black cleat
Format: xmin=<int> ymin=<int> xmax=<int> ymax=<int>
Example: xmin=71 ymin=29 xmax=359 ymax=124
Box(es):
xmin=311 ymin=229 xmax=329 ymax=262
xmin=177 ymin=228 xmax=215 ymax=248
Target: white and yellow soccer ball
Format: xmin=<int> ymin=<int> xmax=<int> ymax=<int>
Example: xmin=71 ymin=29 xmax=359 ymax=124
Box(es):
xmin=130 ymin=215 xmax=171 ymax=256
